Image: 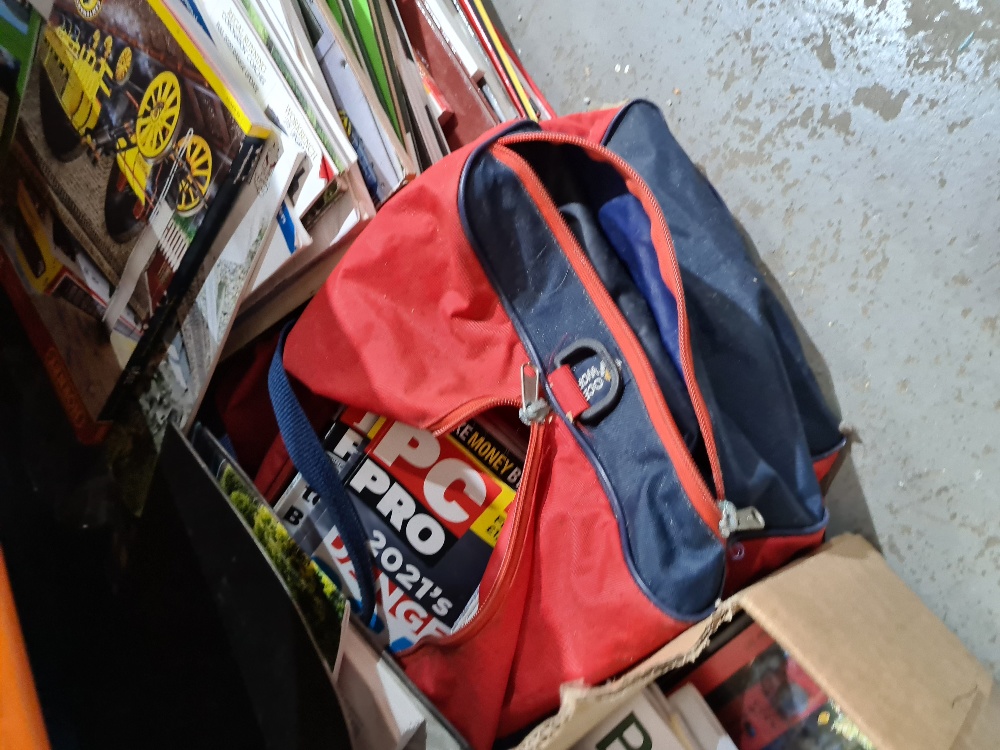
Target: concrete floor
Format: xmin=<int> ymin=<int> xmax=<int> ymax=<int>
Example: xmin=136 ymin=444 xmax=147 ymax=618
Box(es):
xmin=495 ymin=0 xmax=1000 ymax=677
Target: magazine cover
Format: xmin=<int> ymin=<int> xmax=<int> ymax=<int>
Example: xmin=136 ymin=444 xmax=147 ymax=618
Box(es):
xmin=677 ymin=622 xmax=876 ymax=750
xmin=572 ymin=687 xmax=686 ymax=750
xmin=0 ymin=0 xmax=40 ymax=156
xmin=139 ymin=128 xmax=304 ymax=446
xmin=273 ymin=406 xmax=526 ymax=651
xmin=0 ymin=0 xmax=270 ymax=438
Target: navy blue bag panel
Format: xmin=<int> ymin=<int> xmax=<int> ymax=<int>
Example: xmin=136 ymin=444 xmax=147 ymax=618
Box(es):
xmin=490 ymin=141 xmax=702 ymax=457
xmin=560 ymin=202 xmax=700 ymax=449
xmin=602 ymin=100 xmax=842 ymax=531
xmin=459 ymin=146 xmax=725 ymax=620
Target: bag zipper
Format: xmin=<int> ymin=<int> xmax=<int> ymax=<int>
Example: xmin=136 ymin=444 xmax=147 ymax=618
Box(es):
xmin=426 ymin=366 xmax=550 ymax=437
xmin=427 ymin=395 xmax=520 ymax=436
xmin=718 ymin=501 xmax=765 ymax=538
xmin=518 ymin=363 xmax=551 ymax=425
xmin=400 ymin=411 xmax=549 ymax=651
xmin=492 ymin=133 xmax=735 ymax=538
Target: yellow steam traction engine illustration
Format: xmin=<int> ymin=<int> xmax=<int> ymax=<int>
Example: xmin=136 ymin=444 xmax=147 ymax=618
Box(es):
xmin=37 ymin=8 xmax=213 ymax=242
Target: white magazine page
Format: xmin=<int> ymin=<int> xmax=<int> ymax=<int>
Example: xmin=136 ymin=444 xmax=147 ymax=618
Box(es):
xmin=263 ymin=0 xmax=337 ymax=110
xmin=188 ymin=0 xmax=336 ymax=217
xmin=312 ymin=17 xmax=401 ymax=197
xmin=667 ymin=685 xmax=738 ymax=750
xmin=250 ymin=0 xmax=358 ymax=171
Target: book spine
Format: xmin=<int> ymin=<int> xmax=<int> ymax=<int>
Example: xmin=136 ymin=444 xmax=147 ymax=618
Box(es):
xmin=154 ymin=0 xmax=272 ymax=139
xmin=198 ymin=0 xmax=335 ymax=215
xmin=238 ymin=0 xmax=348 ymax=175
xmin=0 ymin=251 xmax=109 ymax=445
xmin=102 ymin=136 xmax=266 ymax=419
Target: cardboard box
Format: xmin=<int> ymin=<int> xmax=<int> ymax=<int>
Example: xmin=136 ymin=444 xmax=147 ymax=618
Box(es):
xmin=154 ymin=427 xmax=998 ymax=749
xmin=519 ymin=534 xmax=999 ymax=750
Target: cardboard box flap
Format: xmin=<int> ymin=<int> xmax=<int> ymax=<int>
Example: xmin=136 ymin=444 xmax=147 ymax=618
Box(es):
xmin=953 ymin=683 xmax=1000 ymax=750
xmin=738 ymin=533 xmax=994 ymax=750
xmin=518 ymin=534 xmax=998 ymax=750
xmin=518 ymin=605 xmax=739 ymax=749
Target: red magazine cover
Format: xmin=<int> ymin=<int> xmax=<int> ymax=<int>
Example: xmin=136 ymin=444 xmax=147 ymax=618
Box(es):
xmin=273 ymin=405 xmax=527 ymax=651
xmin=677 ymin=622 xmax=875 ymax=750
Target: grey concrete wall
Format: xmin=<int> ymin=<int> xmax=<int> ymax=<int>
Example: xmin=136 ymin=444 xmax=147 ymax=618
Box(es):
xmin=496 ymin=0 xmax=1000 ymax=677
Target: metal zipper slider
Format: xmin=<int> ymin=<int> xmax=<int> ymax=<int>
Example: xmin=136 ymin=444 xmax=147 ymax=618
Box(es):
xmin=518 ymin=364 xmax=551 ymax=425
xmin=718 ymin=500 xmax=765 ymax=538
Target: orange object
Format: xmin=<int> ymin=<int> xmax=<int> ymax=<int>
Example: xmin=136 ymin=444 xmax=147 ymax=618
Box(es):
xmin=0 ymin=550 xmax=50 ymax=750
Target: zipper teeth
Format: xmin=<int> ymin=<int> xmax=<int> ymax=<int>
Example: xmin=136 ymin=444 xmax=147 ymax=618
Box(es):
xmin=501 ymin=130 xmax=726 ymax=501
xmin=648 ymin=197 xmax=727 ymax=500
xmin=495 ymin=135 xmax=725 ymax=529
xmin=401 ymin=420 xmax=546 ymax=651
xmin=428 ymin=396 xmax=520 ymax=437
xmin=400 ymin=130 xmax=724 ymax=653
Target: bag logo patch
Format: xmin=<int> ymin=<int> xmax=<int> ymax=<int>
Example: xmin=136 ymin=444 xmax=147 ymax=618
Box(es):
xmin=578 ymin=359 xmax=613 ymax=403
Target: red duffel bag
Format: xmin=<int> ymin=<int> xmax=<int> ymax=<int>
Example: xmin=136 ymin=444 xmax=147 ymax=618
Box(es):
xmin=217 ymin=100 xmax=844 ymax=748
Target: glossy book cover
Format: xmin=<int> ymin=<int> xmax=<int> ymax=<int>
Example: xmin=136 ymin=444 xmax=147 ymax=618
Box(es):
xmin=0 ymin=0 xmax=269 ymax=435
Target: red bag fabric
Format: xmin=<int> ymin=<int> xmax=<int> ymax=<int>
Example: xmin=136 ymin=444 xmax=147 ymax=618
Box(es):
xmin=224 ymin=101 xmax=843 ymax=747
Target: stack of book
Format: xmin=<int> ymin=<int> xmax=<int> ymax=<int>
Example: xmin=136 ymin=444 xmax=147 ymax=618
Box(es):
xmin=572 ymin=617 xmax=878 ymax=750
xmin=0 ymin=0 xmax=549 ymax=447
xmin=572 ymin=685 xmax=737 ymax=750
xmin=658 ymin=619 xmax=877 ymax=750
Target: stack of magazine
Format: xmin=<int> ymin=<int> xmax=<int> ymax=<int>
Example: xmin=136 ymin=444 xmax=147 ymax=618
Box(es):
xmin=272 ymin=405 xmax=527 ymax=651
xmin=571 ymin=685 xmax=737 ymax=750
xmin=660 ymin=619 xmax=877 ymax=750
xmin=0 ymin=0 xmax=548 ymax=447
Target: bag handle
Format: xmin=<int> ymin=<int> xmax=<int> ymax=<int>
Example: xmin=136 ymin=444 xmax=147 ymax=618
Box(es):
xmin=267 ymin=324 xmax=377 ymax=624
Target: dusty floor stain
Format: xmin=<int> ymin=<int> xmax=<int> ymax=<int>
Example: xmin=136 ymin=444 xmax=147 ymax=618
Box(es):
xmin=818 ymin=103 xmax=854 ymax=136
xmin=812 ymin=29 xmax=838 ymax=70
xmin=853 ymin=84 xmax=910 ymax=121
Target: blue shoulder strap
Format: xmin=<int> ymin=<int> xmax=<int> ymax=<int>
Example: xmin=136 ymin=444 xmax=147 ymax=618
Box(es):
xmin=267 ymin=325 xmax=376 ymax=624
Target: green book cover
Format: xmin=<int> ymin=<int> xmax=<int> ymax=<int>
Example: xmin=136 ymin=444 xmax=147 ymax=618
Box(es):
xmin=344 ymin=0 xmax=400 ymax=139
xmin=193 ymin=425 xmax=348 ymax=669
xmin=323 ymin=0 xmax=345 ymax=35
xmin=0 ymin=1 xmax=41 ymax=158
